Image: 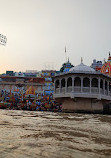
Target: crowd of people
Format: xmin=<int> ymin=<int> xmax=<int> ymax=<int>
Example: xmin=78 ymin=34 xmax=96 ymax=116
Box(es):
xmin=0 ymin=90 xmax=62 ymax=112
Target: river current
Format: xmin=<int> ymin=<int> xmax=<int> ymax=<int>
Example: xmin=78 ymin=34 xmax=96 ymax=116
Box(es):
xmin=0 ymin=110 xmax=111 ymax=158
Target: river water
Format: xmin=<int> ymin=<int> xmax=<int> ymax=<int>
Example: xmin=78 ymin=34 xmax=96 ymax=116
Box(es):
xmin=0 ymin=110 xmax=111 ymax=158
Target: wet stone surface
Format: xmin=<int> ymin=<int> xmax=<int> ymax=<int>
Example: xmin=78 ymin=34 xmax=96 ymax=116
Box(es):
xmin=0 ymin=110 xmax=111 ymax=158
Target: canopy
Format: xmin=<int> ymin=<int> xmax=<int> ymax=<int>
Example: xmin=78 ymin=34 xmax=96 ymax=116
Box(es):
xmin=25 ymin=86 xmax=35 ymax=95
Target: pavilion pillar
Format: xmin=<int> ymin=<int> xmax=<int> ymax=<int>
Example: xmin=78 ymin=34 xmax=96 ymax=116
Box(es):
xmin=65 ymin=77 xmax=67 ymax=93
xmin=90 ymin=77 xmax=92 ymax=93
xmin=54 ymin=80 xmax=56 ymax=93
xmin=98 ymin=78 xmax=100 ymax=94
xmin=72 ymin=77 xmax=74 ymax=92
xmin=108 ymin=81 xmax=109 ymax=96
xmin=59 ymin=79 xmax=61 ymax=93
xmin=103 ymin=79 xmax=105 ymax=95
xmin=81 ymin=77 xmax=83 ymax=93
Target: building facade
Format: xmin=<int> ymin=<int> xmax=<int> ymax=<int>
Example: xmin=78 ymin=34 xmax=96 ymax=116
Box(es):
xmin=91 ymin=59 xmax=103 ymax=71
xmin=40 ymin=70 xmax=56 ymax=95
xmin=0 ymin=76 xmax=45 ymax=94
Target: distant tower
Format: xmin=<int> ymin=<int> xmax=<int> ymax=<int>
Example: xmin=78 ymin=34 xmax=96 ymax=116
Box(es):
xmin=108 ymin=51 xmax=111 ymax=61
xmin=60 ymin=57 xmax=74 ymax=72
xmin=81 ymin=57 xmax=83 ymax=64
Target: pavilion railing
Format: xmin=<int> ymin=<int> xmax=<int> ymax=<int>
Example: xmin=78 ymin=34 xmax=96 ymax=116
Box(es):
xmin=55 ymin=86 xmax=111 ymax=97
xmin=67 ymin=86 xmax=72 ymax=92
xmin=83 ymin=87 xmax=90 ymax=93
xmin=91 ymin=87 xmax=99 ymax=94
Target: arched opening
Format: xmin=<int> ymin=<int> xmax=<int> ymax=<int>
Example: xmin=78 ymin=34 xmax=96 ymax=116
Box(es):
xmin=74 ymin=77 xmax=81 ymax=86
xmin=105 ymin=81 xmax=108 ymax=95
xmin=100 ymin=79 xmax=103 ymax=89
xmin=83 ymin=77 xmax=90 ymax=87
xmin=61 ymin=78 xmax=65 ymax=88
xmin=67 ymin=77 xmax=72 ymax=87
xmin=105 ymin=81 xmax=107 ymax=90
xmin=92 ymin=78 xmax=98 ymax=87
xmin=109 ymin=82 xmax=111 ymax=96
xmin=100 ymin=79 xmax=103 ymax=94
xmin=109 ymin=82 xmax=111 ymax=91
xmin=55 ymin=80 xmax=59 ymax=89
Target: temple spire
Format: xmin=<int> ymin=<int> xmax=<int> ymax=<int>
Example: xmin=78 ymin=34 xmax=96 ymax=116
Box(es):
xmin=81 ymin=57 xmax=83 ymax=64
xmin=68 ymin=57 xmax=69 ymax=62
xmin=108 ymin=51 xmax=111 ymax=61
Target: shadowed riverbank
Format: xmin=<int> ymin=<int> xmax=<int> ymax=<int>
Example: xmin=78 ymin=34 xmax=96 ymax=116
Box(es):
xmin=0 ymin=110 xmax=111 ymax=158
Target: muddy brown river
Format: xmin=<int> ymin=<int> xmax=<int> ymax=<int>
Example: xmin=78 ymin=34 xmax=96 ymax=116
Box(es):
xmin=0 ymin=110 xmax=111 ymax=158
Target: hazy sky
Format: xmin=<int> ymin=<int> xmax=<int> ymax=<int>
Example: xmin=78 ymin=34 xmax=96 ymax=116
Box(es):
xmin=0 ymin=0 xmax=111 ymax=73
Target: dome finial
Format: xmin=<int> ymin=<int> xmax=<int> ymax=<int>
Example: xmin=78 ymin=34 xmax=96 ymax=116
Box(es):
xmin=81 ymin=57 xmax=83 ymax=64
xmin=68 ymin=57 xmax=69 ymax=62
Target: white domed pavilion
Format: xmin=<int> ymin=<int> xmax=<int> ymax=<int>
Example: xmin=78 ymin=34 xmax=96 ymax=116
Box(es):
xmin=53 ymin=61 xmax=111 ymax=113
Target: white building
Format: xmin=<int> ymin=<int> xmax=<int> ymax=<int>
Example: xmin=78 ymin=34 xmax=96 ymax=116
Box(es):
xmin=53 ymin=62 xmax=111 ymax=113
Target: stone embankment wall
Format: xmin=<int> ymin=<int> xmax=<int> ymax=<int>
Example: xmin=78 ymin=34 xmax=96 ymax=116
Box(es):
xmin=56 ymin=97 xmax=111 ymax=113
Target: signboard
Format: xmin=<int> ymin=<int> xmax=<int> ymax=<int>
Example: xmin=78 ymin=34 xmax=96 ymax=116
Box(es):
xmin=0 ymin=34 xmax=7 ymax=45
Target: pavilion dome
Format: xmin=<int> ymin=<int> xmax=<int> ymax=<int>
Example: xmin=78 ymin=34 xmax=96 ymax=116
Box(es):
xmin=69 ymin=63 xmax=95 ymax=72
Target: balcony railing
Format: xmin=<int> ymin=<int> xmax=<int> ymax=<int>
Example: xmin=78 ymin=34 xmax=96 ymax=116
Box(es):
xmin=100 ymin=88 xmax=104 ymax=94
xmin=55 ymin=88 xmax=59 ymax=93
xmin=105 ymin=90 xmax=108 ymax=95
xmin=83 ymin=87 xmax=90 ymax=93
xmin=67 ymin=86 xmax=72 ymax=92
xmin=55 ymin=86 xmax=111 ymax=96
xmin=91 ymin=87 xmax=99 ymax=94
xmin=61 ymin=87 xmax=65 ymax=94
xmin=74 ymin=86 xmax=81 ymax=93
